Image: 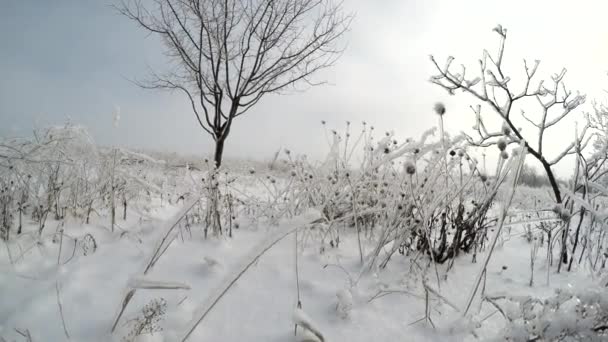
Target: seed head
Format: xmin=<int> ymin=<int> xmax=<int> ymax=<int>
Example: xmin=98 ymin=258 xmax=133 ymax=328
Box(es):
xmin=497 ymin=138 xmax=507 ymax=151
xmin=404 ymin=160 xmax=416 ymax=175
xmin=552 ymin=203 xmax=563 ymax=215
xmin=434 ymin=102 xmax=446 ymax=116
xmin=500 ymin=150 xmax=509 ymax=159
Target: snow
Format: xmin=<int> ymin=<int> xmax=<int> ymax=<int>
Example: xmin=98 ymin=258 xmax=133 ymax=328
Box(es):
xmin=0 ymin=168 xmax=603 ymax=342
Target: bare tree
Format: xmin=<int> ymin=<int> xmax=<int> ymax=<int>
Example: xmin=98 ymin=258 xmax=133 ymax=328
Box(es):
xmin=117 ymin=0 xmax=352 ymax=167
xmin=430 ymin=25 xmax=592 ymax=205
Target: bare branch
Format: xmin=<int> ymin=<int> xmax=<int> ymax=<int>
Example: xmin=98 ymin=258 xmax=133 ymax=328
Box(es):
xmin=118 ymin=0 xmax=351 ymax=165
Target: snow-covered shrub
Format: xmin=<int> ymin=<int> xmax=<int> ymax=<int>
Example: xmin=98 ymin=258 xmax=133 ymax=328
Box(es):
xmin=336 ymin=288 xmax=353 ymax=319
xmin=0 ymin=123 xmax=190 ymax=241
xmin=485 ymin=283 xmax=608 ymax=341
xmin=79 ymin=233 xmax=97 ymax=256
xmin=283 ymin=115 xmax=517 ymax=269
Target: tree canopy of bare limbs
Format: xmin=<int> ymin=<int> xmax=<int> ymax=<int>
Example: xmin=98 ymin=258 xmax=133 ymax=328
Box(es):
xmin=430 ymin=25 xmax=593 ymax=204
xmin=116 ymin=0 xmax=352 ymax=167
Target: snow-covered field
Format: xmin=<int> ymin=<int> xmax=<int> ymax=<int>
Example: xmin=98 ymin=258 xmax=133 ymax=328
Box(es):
xmin=1 ymin=125 xmax=608 ymax=342
xmin=0 ymin=173 xmax=600 ymax=342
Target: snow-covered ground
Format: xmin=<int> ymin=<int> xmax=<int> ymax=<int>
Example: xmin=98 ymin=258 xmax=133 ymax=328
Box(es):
xmin=0 ymin=176 xmax=597 ymax=342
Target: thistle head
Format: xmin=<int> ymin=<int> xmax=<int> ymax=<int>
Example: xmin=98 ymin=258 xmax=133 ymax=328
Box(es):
xmin=552 ymin=203 xmax=563 ymax=215
xmin=497 ymin=138 xmax=507 ymax=151
xmin=552 ymin=203 xmax=570 ymax=221
xmin=434 ymin=102 xmax=446 ymax=116
xmin=404 ymin=160 xmax=416 ymax=175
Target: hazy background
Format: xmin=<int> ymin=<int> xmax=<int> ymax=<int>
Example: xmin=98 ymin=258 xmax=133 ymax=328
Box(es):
xmin=2 ymin=0 xmax=608 ymax=176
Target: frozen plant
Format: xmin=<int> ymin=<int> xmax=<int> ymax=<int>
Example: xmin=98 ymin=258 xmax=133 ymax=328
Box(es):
xmin=335 ymin=288 xmax=353 ymax=319
xmin=123 ymin=298 xmax=167 ymax=342
xmin=484 ymin=283 xmax=608 ymax=341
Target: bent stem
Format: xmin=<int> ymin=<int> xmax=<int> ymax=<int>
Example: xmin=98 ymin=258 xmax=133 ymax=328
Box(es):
xmin=463 ymin=144 xmax=526 ymax=316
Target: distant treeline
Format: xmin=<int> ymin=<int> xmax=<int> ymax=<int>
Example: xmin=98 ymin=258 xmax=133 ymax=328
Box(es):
xmin=517 ymin=164 xmax=554 ymax=188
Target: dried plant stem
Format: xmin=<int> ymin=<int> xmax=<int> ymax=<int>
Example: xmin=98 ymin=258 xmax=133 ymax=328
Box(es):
xmin=463 ymin=146 xmax=526 ymax=316
xmin=347 ymin=177 xmax=364 ymax=265
xmin=438 ymin=115 xmax=449 ymax=188
xmin=56 ymin=281 xmax=70 ymax=340
xmin=4 ymin=239 xmax=14 ymax=266
xmin=294 ymin=228 xmax=301 ymax=336
xmin=111 ymin=197 xmax=202 ymax=333
xmin=180 ymin=226 xmax=301 ymax=341
xmin=57 ymin=228 xmax=64 ymax=266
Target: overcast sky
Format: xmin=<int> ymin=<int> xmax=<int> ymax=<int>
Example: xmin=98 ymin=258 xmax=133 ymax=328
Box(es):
xmin=2 ymin=0 xmax=608 ymax=176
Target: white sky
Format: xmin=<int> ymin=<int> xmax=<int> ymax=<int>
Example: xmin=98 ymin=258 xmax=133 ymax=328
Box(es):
xmin=2 ymin=0 xmax=608 ymax=176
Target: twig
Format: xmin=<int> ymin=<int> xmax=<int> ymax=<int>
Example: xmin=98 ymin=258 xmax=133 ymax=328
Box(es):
xmin=56 ymin=281 xmax=70 ymax=340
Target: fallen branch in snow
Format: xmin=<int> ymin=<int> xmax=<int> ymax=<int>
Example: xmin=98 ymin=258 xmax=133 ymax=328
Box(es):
xmin=128 ymin=276 xmax=191 ymax=290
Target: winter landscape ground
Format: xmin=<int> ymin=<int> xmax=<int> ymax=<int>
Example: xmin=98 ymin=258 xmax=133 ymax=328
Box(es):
xmin=2 ymin=118 xmax=608 ymax=342
xmin=4 ymin=1 xmax=608 ymax=342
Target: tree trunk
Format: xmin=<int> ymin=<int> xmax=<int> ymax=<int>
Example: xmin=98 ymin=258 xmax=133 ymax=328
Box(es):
xmin=214 ymin=137 xmax=226 ymax=168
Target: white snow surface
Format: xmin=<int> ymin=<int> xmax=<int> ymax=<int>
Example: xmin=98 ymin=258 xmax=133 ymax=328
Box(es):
xmin=0 ymin=183 xmax=596 ymax=342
